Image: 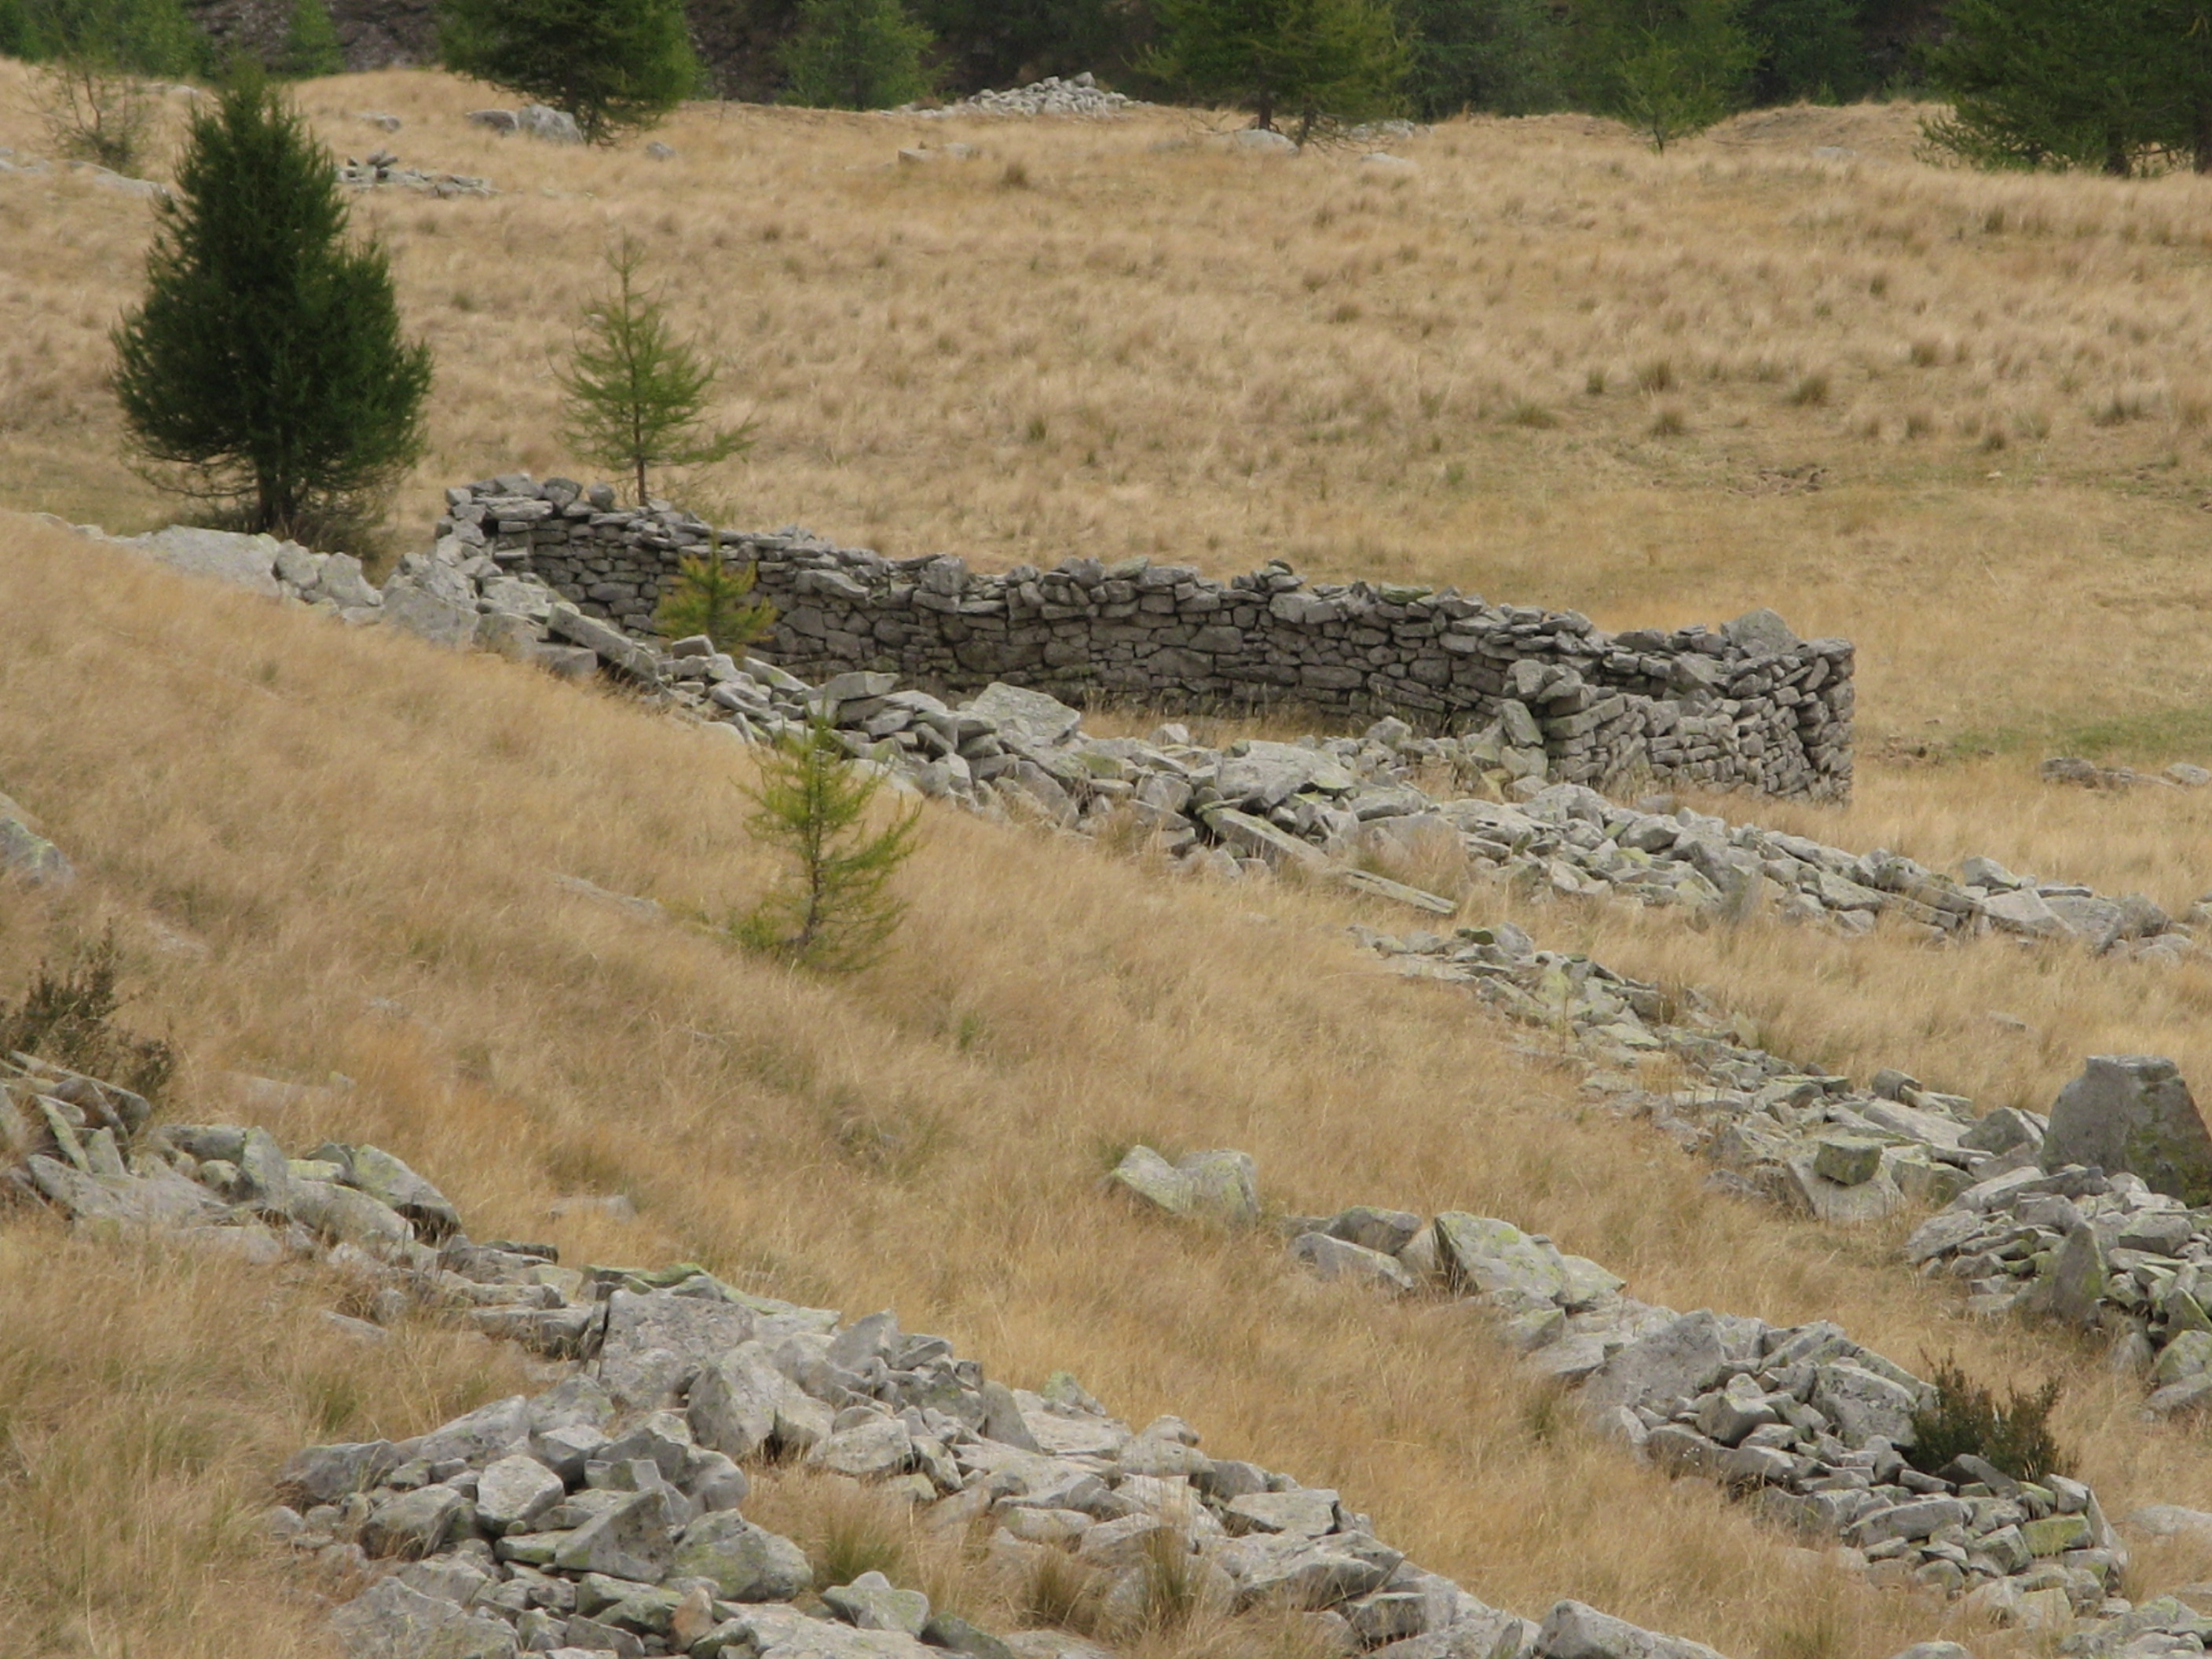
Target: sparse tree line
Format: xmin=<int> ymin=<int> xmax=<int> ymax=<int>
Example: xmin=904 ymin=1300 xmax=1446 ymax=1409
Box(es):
xmin=10 ymin=0 xmax=2212 ymax=170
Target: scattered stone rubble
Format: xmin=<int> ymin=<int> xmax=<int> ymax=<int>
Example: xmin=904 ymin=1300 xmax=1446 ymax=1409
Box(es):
xmin=446 ymin=477 xmax=1855 ymax=801
xmin=2 ymin=1059 xmax=1732 ymax=1659
xmin=339 ymin=148 xmax=496 ymax=197
xmin=1119 ymin=1144 xmax=2212 ymax=1646
xmin=901 ymin=74 xmax=1139 ymax=119
xmin=2042 ymin=758 xmax=2212 ymax=793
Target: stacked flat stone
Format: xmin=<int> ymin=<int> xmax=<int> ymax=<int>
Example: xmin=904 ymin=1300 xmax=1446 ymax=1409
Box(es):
xmin=434 ymin=478 xmax=1855 ymax=802
xmin=338 ymin=150 xmax=496 ymax=197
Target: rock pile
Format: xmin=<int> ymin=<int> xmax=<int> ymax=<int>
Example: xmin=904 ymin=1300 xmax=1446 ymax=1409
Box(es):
xmin=445 ymin=477 xmax=1855 ymax=800
xmin=2 ymin=1056 xmax=1734 ymax=1659
xmin=1332 ymin=1205 xmax=2137 ymax=1630
xmin=901 ymin=74 xmax=1139 ymax=119
xmin=339 ymin=148 xmax=496 ymax=196
xmin=1115 ymin=1143 xmax=2176 ymax=1638
xmin=1905 ymin=1057 xmax=2212 ymax=1418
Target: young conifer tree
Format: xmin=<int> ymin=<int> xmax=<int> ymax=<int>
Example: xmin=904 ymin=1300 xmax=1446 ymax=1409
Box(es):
xmin=558 ymin=236 xmax=754 ymax=507
xmin=654 ymin=552 xmax=777 ymax=653
xmin=110 ymin=68 xmax=433 ymax=542
xmin=779 ymin=0 xmax=936 ymax=109
xmin=439 ymin=0 xmax=700 ymax=141
xmin=735 ymin=714 xmax=923 ymax=972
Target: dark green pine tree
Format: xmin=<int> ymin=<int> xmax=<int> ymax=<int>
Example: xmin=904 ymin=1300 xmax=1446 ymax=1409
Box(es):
xmin=439 ymin=0 xmax=701 ymax=141
xmin=1920 ymin=0 xmax=2163 ymax=174
xmin=1147 ymin=0 xmax=1412 ymax=142
xmin=780 ymin=0 xmax=936 ymax=108
xmin=2141 ymin=0 xmax=2212 ymax=171
xmin=1740 ymin=0 xmax=1872 ymax=104
xmin=111 ymin=70 xmax=434 ymax=543
xmin=1396 ymin=0 xmax=1567 ymax=118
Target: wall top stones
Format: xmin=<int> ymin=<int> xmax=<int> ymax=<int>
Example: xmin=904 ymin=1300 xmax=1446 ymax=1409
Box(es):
xmin=436 ymin=476 xmax=1856 ymax=801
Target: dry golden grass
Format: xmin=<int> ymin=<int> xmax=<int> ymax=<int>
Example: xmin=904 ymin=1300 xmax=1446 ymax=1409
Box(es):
xmin=3 ymin=64 xmax=2212 ymax=759
xmin=4 ymin=516 xmax=2212 ymax=1659
xmin=6 ymin=55 xmax=2212 ymax=1659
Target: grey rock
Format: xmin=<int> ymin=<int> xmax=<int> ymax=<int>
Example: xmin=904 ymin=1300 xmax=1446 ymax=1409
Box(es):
xmin=475 ymin=1453 xmax=565 ymax=1533
xmin=1536 ymin=1600 xmax=1727 ymax=1659
xmin=1721 ymin=609 xmax=1799 ymax=654
xmin=343 ymin=1144 xmax=463 ymax=1240
xmin=130 ymin=526 xmax=284 ymax=598
xmin=383 ymin=579 xmax=482 ymax=648
xmin=962 ymin=683 xmax=1082 ymax=748
xmin=1291 ymin=1231 xmax=1419 ymax=1295
xmin=824 ymin=1570 xmax=930 ymax=1635
xmin=363 ymin=1484 xmax=469 ymax=1559
xmin=0 ymin=791 xmax=73 ymax=888
xmin=2043 ymin=1056 xmax=2212 ymax=1206
xmin=1580 ymin=1312 xmax=1742 ymax=1415
xmin=595 ymin=1290 xmax=756 ymax=1409
xmin=331 ymin=1575 xmax=518 ymax=1659
xmin=1107 ymin=1145 xmax=1260 ymax=1228
xmin=280 ymin=1440 xmax=402 ymax=1505
xmin=1323 ymin=1206 xmax=1425 ymax=1254
xmin=552 ymin=1488 xmax=677 ymax=1581
xmin=672 ymin=1511 xmax=813 ymax=1601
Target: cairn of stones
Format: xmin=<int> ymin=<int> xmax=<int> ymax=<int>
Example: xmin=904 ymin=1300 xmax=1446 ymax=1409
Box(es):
xmin=899 ymin=73 xmax=1139 ymax=119
xmin=1113 ymin=1145 xmax=2212 ymax=1650
xmin=434 ymin=477 xmax=1855 ymax=802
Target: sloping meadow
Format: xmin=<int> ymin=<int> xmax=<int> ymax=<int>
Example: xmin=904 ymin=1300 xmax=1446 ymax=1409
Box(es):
xmin=6 ymin=519 xmax=2212 ymax=1656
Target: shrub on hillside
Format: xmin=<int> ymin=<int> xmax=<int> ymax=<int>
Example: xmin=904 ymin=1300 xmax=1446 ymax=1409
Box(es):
xmin=18 ymin=0 xmax=207 ymax=173
xmin=111 ymin=68 xmax=433 ymax=545
xmin=0 ymin=929 xmax=174 ymax=1102
xmin=1907 ymin=1354 xmax=2072 ymax=1485
xmin=439 ymin=0 xmax=701 ymax=141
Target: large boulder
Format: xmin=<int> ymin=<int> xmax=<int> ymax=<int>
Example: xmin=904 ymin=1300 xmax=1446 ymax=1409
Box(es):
xmin=961 ymin=683 xmax=1082 ymax=749
xmin=1107 ymin=1146 xmax=1260 ymax=1228
xmin=2042 ymin=1057 xmax=2212 ymax=1206
xmin=128 ymin=526 xmax=283 ymax=598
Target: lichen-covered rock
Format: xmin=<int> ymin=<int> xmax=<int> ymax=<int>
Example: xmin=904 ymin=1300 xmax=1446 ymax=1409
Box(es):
xmin=2043 ymin=1056 xmax=2212 ymax=1206
xmin=672 ymin=1512 xmax=814 ymax=1601
xmin=331 ymin=1575 xmax=518 ymax=1659
xmin=1107 ymin=1145 xmax=1260 ymax=1228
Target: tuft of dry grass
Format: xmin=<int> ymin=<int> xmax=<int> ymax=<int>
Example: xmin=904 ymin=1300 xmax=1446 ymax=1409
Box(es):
xmin=5 ymin=518 xmax=2212 ymax=1657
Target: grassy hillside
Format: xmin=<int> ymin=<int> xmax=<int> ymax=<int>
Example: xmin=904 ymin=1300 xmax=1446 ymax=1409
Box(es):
xmin=4 ymin=58 xmax=2212 ymax=1659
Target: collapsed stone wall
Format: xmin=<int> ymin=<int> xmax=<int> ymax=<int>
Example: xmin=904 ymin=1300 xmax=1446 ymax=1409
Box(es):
xmin=435 ymin=479 xmax=1856 ymax=801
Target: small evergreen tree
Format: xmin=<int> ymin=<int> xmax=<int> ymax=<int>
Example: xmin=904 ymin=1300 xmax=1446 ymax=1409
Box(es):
xmin=781 ymin=0 xmax=936 ymax=108
xmin=1741 ymin=0 xmax=1871 ymax=103
xmin=654 ymin=552 xmax=777 ymax=652
xmin=735 ymin=714 xmax=923 ymax=972
xmin=1148 ymin=0 xmax=1412 ymax=141
xmin=111 ymin=68 xmax=434 ymax=542
xmin=439 ymin=0 xmax=701 ymax=141
xmin=1569 ymin=0 xmax=1755 ymax=150
xmin=558 ymin=237 xmax=755 ymax=508
xmin=281 ymin=0 xmax=345 ymax=77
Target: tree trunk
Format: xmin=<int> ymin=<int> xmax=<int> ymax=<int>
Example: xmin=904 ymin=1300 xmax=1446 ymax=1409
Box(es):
xmin=2196 ymin=98 xmax=2212 ymax=174
xmin=1255 ymin=86 xmax=1273 ymax=132
xmin=2104 ymin=128 xmax=2130 ymax=177
xmin=635 ymin=456 xmax=650 ymax=508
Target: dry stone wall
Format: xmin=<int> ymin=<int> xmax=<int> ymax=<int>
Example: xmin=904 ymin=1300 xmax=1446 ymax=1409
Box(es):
xmin=435 ymin=479 xmax=1856 ymax=801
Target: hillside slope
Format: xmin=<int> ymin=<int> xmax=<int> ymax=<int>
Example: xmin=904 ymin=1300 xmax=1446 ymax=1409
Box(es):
xmin=5 ymin=517 xmax=2212 ymax=1657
